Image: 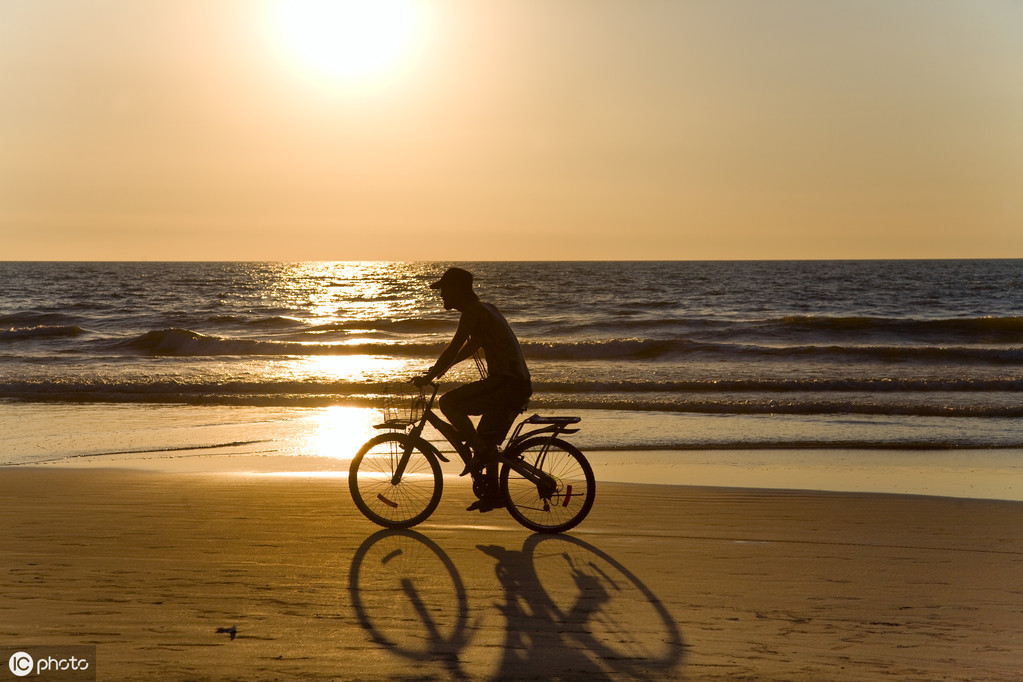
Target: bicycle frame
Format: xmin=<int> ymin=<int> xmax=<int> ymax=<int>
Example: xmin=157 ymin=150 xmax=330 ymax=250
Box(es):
xmin=384 ymin=382 xmax=579 ymax=490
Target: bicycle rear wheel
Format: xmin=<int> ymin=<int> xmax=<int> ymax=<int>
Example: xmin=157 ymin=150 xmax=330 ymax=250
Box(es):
xmin=500 ymin=437 xmax=595 ymax=533
xmin=349 ymin=433 xmax=443 ymax=529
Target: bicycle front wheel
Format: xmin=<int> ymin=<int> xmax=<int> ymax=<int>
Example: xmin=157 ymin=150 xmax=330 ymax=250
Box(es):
xmin=500 ymin=437 xmax=595 ymax=534
xmin=349 ymin=433 xmax=443 ymax=529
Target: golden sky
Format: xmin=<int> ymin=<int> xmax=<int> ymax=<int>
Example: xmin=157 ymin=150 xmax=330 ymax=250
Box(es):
xmin=2 ymin=0 xmax=1022 ymax=260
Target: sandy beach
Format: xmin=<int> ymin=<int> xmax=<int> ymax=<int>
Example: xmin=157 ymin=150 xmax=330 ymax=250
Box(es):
xmin=3 ymin=464 xmax=1022 ymax=680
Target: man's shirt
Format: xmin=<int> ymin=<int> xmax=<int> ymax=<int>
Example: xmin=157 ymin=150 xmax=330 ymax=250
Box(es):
xmin=458 ymin=301 xmax=531 ymax=383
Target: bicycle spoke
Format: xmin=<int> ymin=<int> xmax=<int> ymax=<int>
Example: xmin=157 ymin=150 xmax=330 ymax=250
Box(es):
xmin=350 ymin=434 xmax=443 ymax=529
xmin=502 ymin=438 xmax=595 ymax=533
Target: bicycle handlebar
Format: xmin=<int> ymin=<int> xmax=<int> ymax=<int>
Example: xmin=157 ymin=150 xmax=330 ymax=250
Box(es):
xmin=409 ymin=376 xmax=440 ymax=404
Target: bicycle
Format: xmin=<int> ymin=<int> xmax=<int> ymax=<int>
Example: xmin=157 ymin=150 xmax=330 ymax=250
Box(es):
xmin=349 ymin=381 xmax=595 ymax=533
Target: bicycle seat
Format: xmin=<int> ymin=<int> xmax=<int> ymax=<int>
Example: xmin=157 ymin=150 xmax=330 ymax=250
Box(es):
xmin=524 ymin=414 xmax=581 ymax=425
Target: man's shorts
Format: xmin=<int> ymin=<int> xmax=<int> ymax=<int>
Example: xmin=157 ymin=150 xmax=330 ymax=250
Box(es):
xmin=439 ymin=375 xmax=532 ymax=446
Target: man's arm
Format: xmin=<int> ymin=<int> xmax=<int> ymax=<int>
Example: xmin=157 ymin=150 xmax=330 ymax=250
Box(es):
xmin=423 ymin=316 xmax=478 ymax=382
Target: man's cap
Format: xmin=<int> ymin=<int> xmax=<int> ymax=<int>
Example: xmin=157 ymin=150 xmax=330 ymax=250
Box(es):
xmin=430 ymin=267 xmax=473 ymax=291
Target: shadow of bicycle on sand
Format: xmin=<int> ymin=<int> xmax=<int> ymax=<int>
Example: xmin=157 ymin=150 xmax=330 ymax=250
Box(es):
xmin=348 ymin=530 xmax=685 ymax=680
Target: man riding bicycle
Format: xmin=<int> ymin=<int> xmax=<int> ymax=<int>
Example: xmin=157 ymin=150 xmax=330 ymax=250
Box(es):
xmin=413 ymin=267 xmax=532 ymax=512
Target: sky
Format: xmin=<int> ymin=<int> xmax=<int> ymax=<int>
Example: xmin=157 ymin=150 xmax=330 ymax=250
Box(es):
xmin=2 ymin=0 xmax=1022 ymax=261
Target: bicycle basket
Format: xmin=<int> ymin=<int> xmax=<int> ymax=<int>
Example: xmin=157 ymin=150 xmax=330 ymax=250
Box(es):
xmin=378 ymin=384 xmax=426 ymax=429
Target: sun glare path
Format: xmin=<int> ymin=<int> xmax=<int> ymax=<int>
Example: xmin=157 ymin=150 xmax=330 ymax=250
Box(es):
xmin=270 ymin=0 xmax=426 ymax=83
xmin=305 ymin=405 xmax=378 ymax=461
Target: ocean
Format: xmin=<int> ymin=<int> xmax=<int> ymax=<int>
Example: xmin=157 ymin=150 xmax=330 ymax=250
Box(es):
xmin=2 ymin=260 xmax=1023 ymax=464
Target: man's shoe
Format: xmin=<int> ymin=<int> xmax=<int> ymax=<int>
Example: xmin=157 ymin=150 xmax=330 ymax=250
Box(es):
xmin=466 ymin=495 xmax=505 ymax=513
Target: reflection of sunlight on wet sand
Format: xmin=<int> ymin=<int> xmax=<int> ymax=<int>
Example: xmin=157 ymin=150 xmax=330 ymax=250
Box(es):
xmin=300 ymin=405 xmax=379 ymax=461
xmin=254 ymin=470 xmax=348 ymax=478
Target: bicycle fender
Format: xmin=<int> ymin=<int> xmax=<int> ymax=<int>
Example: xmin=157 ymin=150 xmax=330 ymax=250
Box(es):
xmin=415 ymin=437 xmax=451 ymax=463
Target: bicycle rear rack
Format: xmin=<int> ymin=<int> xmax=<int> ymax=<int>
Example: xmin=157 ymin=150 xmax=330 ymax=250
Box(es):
xmin=508 ymin=414 xmax=580 ymax=445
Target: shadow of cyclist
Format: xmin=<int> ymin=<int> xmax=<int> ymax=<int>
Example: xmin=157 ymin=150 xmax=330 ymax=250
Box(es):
xmin=477 ymin=543 xmax=613 ymax=680
xmin=479 ymin=534 xmax=685 ymax=680
xmin=348 ymin=530 xmax=684 ymax=680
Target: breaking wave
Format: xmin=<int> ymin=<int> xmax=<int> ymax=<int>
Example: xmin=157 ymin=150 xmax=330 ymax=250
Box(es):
xmin=111 ymin=329 xmax=1023 ymax=365
xmin=3 ymin=376 xmax=1021 ymax=416
xmin=0 ymin=325 xmax=87 ymax=341
xmin=118 ymin=328 xmax=443 ymax=357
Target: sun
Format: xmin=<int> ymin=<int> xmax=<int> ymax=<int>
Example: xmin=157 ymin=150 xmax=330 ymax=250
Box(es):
xmin=270 ymin=0 xmax=426 ymax=83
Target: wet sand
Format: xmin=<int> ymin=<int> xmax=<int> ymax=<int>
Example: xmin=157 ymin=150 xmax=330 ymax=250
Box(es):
xmin=6 ymin=402 xmax=1023 ymax=502
xmin=2 ymin=467 xmax=1022 ymax=680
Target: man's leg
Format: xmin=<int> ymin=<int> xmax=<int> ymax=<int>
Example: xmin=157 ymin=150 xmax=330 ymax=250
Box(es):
xmin=476 ymin=409 xmax=513 ymax=491
xmin=438 ymin=381 xmax=491 ymax=457
xmin=472 ymin=378 xmax=531 ymax=484
xmin=439 ymin=379 xmax=515 ymax=510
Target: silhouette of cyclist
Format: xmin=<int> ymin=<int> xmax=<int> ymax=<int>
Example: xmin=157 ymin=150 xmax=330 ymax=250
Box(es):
xmin=414 ymin=267 xmax=532 ymax=511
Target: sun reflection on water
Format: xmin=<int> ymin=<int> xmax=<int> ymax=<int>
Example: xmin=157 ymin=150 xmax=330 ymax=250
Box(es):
xmin=253 ymin=262 xmax=438 ymax=390
xmin=276 ymin=261 xmax=434 ymax=327
xmin=302 ymin=405 xmax=380 ymax=461
xmin=294 ymin=354 xmax=397 ymax=383
xmin=214 ymin=263 xmax=442 ymax=422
